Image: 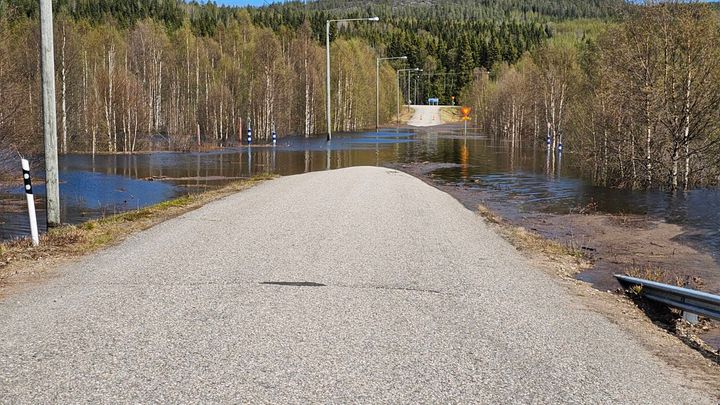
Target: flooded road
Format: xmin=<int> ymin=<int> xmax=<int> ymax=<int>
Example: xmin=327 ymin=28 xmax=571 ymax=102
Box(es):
xmin=2 ymin=125 xmax=719 ymax=289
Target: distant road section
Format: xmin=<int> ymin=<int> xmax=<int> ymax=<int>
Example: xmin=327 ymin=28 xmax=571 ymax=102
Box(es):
xmin=407 ymin=104 xmax=444 ymax=126
xmin=0 ymin=167 xmax=714 ymax=403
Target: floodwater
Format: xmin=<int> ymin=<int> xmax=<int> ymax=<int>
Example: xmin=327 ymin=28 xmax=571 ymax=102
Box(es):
xmin=1 ymin=126 xmax=719 ymax=268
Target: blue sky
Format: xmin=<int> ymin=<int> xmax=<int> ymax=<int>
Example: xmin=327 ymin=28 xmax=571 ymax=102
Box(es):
xmin=202 ymin=0 xmax=284 ymax=6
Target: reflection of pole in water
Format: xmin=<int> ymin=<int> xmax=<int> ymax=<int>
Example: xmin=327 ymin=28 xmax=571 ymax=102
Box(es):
xmin=510 ymin=142 xmax=515 ymax=172
xmin=460 ymin=140 xmax=469 ymax=180
xmin=196 ymin=153 xmax=200 ymax=187
xmin=304 ymin=150 xmax=310 ymax=173
xmin=247 ymin=147 xmax=253 ymax=177
xmin=556 ymin=150 xmax=563 ymax=178
xmin=219 ymin=152 xmax=224 ymax=177
xmin=545 ymin=147 xmax=551 ymax=177
xmin=376 ymin=141 xmax=380 ymax=167
xmin=326 ymin=147 xmax=331 ymax=171
xmin=238 ymin=149 xmax=243 ymax=177
xmin=271 ymin=147 xmax=277 ymax=174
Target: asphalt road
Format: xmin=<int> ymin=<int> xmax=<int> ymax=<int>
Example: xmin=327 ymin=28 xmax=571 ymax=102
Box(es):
xmin=0 ymin=167 xmax=713 ymax=403
xmin=407 ymin=105 xmax=443 ymax=127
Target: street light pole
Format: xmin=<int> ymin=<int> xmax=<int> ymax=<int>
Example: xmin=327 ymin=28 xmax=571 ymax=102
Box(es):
xmin=414 ymin=75 xmax=418 ymax=105
xmin=396 ymin=68 xmax=421 ymax=127
xmin=376 ymin=56 xmax=406 ymax=130
xmin=407 ymin=71 xmax=411 ymax=104
xmin=325 ymin=16 xmax=379 ymax=142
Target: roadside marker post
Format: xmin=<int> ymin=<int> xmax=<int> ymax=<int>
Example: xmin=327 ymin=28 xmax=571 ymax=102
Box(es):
xmin=546 ymin=122 xmax=552 ymax=149
xmin=21 ymin=159 xmax=40 ymax=246
xmin=272 ymin=126 xmax=277 ymax=146
xmin=247 ymin=119 xmax=253 ymax=145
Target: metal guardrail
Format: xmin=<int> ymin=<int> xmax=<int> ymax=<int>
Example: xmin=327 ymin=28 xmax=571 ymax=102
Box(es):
xmin=614 ymin=274 xmax=720 ymax=322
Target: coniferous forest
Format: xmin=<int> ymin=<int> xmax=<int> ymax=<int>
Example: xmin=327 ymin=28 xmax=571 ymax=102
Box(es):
xmin=1 ymin=0 xmax=719 ymax=190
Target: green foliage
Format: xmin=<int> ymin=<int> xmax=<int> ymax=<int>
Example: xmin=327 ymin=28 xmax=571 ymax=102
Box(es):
xmin=463 ymin=2 xmax=720 ymax=191
xmin=0 ymin=0 xmax=630 ymax=165
xmin=1 ymin=0 xmax=185 ymax=29
xmin=0 ymin=0 xmax=623 ymax=106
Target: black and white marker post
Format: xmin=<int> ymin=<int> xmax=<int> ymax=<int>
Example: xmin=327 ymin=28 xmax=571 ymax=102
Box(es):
xmin=21 ymin=159 xmax=40 ymax=246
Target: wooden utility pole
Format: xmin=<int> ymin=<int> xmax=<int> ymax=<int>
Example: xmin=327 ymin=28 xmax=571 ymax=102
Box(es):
xmin=40 ymin=0 xmax=60 ymax=227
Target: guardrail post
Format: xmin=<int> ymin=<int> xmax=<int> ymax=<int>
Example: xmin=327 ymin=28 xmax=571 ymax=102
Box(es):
xmin=681 ymin=296 xmax=699 ymax=324
xmin=682 ymin=311 xmax=699 ymax=324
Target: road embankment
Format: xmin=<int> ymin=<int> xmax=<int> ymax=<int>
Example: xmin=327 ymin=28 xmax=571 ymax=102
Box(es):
xmin=0 ymin=175 xmax=272 ymax=295
xmin=0 ymin=166 xmax=718 ymax=402
xmin=394 ymin=161 xmax=720 ymax=367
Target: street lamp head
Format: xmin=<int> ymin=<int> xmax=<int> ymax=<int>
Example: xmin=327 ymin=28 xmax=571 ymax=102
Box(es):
xmin=368 ymin=17 xmax=380 ymax=22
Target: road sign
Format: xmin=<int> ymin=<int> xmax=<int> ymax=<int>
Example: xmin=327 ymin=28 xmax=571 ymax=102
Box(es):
xmin=461 ymin=106 xmax=472 ymax=137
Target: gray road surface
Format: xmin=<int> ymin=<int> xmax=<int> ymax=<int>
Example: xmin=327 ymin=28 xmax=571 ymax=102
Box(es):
xmin=0 ymin=167 xmax=712 ymax=403
xmin=407 ymin=105 xmax=443 ymax=127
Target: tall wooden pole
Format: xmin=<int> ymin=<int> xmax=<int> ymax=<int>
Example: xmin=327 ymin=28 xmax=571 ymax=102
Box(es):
xmin=325 ymin=21 xmax=332 ymax=142
xmin=40 ymin=0 xmax=60 ymax=227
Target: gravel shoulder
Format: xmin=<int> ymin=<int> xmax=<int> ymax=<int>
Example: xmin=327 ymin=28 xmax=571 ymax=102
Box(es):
xmin=0 ymin=166 xmax=716 ymax=402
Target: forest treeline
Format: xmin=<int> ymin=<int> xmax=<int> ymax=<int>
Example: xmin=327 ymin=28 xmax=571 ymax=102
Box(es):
xmin=3 ymin=0 xmax=720 ymax=191
xmin=463 ymin=2 xmax=720 ymax=191
xmin=0 ymin=0 xmax=590 ymax=160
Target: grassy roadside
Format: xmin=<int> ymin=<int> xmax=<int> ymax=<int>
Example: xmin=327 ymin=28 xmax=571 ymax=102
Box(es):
xmin=0 ymin=174 xmax=273 ymax=290
xmin=476 ymin=204 xmax=585 ymax=273
xmin=391 ymin=106 xmax=415 ymax=125
xmin=440 ymin=106 xmax=463 ymax=124
xmin=476 ymin=202 xmax=720 ymax=375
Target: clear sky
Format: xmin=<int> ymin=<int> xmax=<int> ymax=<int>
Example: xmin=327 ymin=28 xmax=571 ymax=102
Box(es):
xmin=202 ymin=0 xmax=285 ymax=6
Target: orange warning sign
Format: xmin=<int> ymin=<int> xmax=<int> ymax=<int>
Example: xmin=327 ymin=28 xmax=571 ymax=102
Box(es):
xmin=461 ymin=106 xmax=471 ymax=120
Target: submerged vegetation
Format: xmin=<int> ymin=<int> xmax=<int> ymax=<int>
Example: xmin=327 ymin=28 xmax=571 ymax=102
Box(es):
xmin=464 ymin=2 xmax=720 ymax=191
xmin=1 ymin=0 xmax=719 ymax=191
